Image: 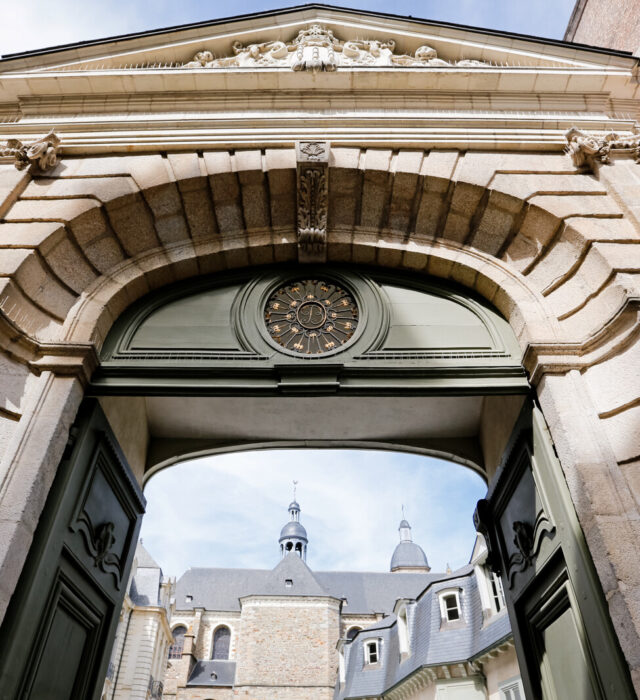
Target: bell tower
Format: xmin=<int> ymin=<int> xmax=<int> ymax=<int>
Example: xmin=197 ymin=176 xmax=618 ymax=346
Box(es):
xmin=279 ymin=482 xmax=308 ymax=561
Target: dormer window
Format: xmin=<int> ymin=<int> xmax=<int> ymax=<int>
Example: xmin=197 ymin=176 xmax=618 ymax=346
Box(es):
xmin=438 ymin=588 xmax=463 ymax=624
xmin=397 ymin=605 xmax=410 ymax=658
xmin=490 ymin=571 xmax=506 ymax=613
xmin=364 ymin=639 xmax=380 ymax=665
xmin=285 ymin=579 xmax=293 ymax=588
xmin=443 ymin=594 xmax=460 ymax=620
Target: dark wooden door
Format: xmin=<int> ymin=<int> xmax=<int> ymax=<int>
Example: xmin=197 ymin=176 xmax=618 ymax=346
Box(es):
xmin=475 ymin=402 xmax=634 ymax=700
xmin=0 ymin=400 xmax=145 ymax=700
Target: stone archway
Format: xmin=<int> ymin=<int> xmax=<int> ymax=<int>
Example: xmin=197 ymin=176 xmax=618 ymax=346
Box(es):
xmin=0 ymin=147 xmax=639 ymax=694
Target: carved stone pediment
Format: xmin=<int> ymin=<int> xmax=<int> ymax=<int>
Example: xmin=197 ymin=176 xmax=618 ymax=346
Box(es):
xmin=565 ymin=125 xmax=640 ymax=169
xmin=184 ymin=24 xmax=488 ymax=72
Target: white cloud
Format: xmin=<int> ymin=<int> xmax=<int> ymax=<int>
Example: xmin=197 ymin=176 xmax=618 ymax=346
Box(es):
xmin=140 ymin=449 xmax=486 ymax=578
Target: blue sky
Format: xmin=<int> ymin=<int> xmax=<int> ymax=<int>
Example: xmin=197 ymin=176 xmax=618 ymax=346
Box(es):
xmin=1 ymin=1 xmax=576 ymax=56
xmin=140 ymin=449 xmax=487 ymax=576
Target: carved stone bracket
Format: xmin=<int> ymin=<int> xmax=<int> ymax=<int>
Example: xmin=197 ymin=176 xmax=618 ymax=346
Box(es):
xmin=0 ymin=129 xmax=61 ymax=172
xmin=565 ymin=125 xmax=640 ymax=170
xmin=296 ymin=141 xmax=329 ymax=263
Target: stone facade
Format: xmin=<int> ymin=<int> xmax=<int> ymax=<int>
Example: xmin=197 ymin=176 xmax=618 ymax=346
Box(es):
xmin=565 ymin=0 xmax=640 ymax=53
xmin=103 ymin=543 xmax=174 ymax=700
xmin=0 ymin=5 xmax=639 ymax=697
xmin=234 ymin=597 xmax=340 ymax=692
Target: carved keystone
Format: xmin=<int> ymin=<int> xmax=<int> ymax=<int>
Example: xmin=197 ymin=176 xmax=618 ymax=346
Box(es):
xmin=296 ymin=141 xmax=329 ymax=263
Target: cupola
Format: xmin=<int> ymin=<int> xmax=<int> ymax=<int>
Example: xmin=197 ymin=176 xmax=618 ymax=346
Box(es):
xmin=390 ymin=518 xmax=430 ymax=573
xmin=279 ymin=487 xmax=308 ymax=561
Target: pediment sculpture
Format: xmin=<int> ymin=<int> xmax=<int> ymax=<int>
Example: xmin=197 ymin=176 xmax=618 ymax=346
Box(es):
xmin=565 ymin=125 xmax=640 ymax=169
xmin=184 ymin=24 xmax=488 ymax=72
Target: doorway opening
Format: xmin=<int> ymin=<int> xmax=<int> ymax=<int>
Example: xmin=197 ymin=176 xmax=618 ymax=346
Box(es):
xmin=103 ymin=448 xmax=524 ymax=700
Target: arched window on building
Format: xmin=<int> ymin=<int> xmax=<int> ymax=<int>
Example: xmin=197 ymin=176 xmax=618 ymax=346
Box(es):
xmin=168 ymin=625 xmax=187 ymax=659
xmin=346 ymin=626 xmax=361 ymax=641
xmin=212 ymin=625 xmax=231 ymax=660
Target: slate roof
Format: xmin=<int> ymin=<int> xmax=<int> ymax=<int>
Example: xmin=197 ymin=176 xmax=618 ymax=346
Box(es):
xmin=136 ymin=541 xmax=161 ymax=570
xmin=335 ymin=565 xmax=512 ymax=699
xmin=187 ymin=660 xmax=236 ymax=687
xmin=390 ymin=541 xmax=430 ymax=571
xmin=175 ymin=559 xmax=438 ymax=613
xmin=129 ymin=541 xmax=162 ymax=606
xmin=242 ymin=552 xmax=333 ymax=599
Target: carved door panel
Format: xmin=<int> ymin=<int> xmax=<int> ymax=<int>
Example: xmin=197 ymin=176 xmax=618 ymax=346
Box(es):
xmin=475 ymin=402 xmax=634 ymax=700
xmin=0 ymin=400 xmax=145 ymax=700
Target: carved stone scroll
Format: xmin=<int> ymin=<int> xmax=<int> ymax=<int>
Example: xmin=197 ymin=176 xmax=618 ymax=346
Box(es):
xmin=0 ymin=129 xmax=61 ymax=172
xmin=565 ymin=125 xmax=640 ymax=170
xmin=296 ymin=141 xmax=329 ymax=263
xmin=184 ymin=24 xmax=488 ymax=72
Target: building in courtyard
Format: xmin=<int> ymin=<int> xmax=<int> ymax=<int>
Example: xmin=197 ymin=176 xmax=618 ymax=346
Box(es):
xmin=103 ymin=542 xmax=174 ymax=700
xmin=132 ymin=500 xmax=521 ymax=700
xmin=0 ymin=2 xmax=639 ymax=699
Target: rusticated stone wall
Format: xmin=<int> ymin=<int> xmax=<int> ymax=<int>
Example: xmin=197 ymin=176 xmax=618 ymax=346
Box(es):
xmin=234 ymin=596 xmax=340 ymax=693
xmin=1 ymin=147 xmax=640 ymax=691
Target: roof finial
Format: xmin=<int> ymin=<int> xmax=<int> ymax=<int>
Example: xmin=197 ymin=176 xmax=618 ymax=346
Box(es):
xmin=293 ymin=480 xmax=298 ymax=501
xmin=401 ymin=504 xmax=406 ymax=520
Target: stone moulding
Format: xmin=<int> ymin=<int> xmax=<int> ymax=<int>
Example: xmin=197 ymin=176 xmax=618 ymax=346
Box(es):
xmin=565 ymin=125 xmax=640 ymax=169
xmin=296 ymin=140 xmax=329 ymax=263
xmin=184 ymin=24 xmax=488 ymax=72
xmin=0 ymin=128 xmax=61 ymax=172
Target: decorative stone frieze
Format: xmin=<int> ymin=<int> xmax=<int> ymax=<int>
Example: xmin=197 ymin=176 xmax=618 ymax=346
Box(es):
xmin=0 ymin=129 xmax=61 ymax=172
xmin=296 ymin=141 xmax=329 ymax=263
xmin=565 ymin=125 xmax=640 ymax=169
xmin=184 ymin=24 xmax=488 ymax=71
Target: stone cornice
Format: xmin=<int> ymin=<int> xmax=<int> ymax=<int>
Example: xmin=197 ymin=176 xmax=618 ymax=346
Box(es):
xmin=0 ymin=309 xmax=98 ymax=384
xmin=523 ymin=297 xmax=640 ymax=385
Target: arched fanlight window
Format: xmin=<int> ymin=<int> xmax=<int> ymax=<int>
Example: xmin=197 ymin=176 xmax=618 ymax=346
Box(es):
xmin=168 ymin=625 xmax=187 ymax=659
xmin=212 ymin=625 xmax=231 ymax=660
xmin=346 ymin=626 xmax=361 ymax=641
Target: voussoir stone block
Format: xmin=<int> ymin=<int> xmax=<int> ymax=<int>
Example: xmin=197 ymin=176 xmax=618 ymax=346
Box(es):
xmin=104 ymin=193 xmax=160 ymax=256
xmin=559 ymin=273 xmax=640 ymax=340
xmin=329 ymin=168 xmax=362 ymax=229
xmin=0 ymin=278 xmax=62 ymax=340
xmin=0 ymin=248 xmax=76 ymax=321
xmin=441 ymin=182 xmax=485 ymax=243
xmin=360 ymin=169 xmax=391 ymax=230
xmin=546 ymin=242 xmax=640 ymax=319
xmin=267 ymin=167 xmax=295 ymax=229
xmin=176 ymin=176 xmax=218 ymax=240
xmin=167 ymin=153 xmax=202 ymax=182
xmin=69 ymin=208 xmax=125 ymax=274
xmin=470 ymin=191 xmax=523 ymax=256
xmin=141 ymin=183 xmax=190 ymax=245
